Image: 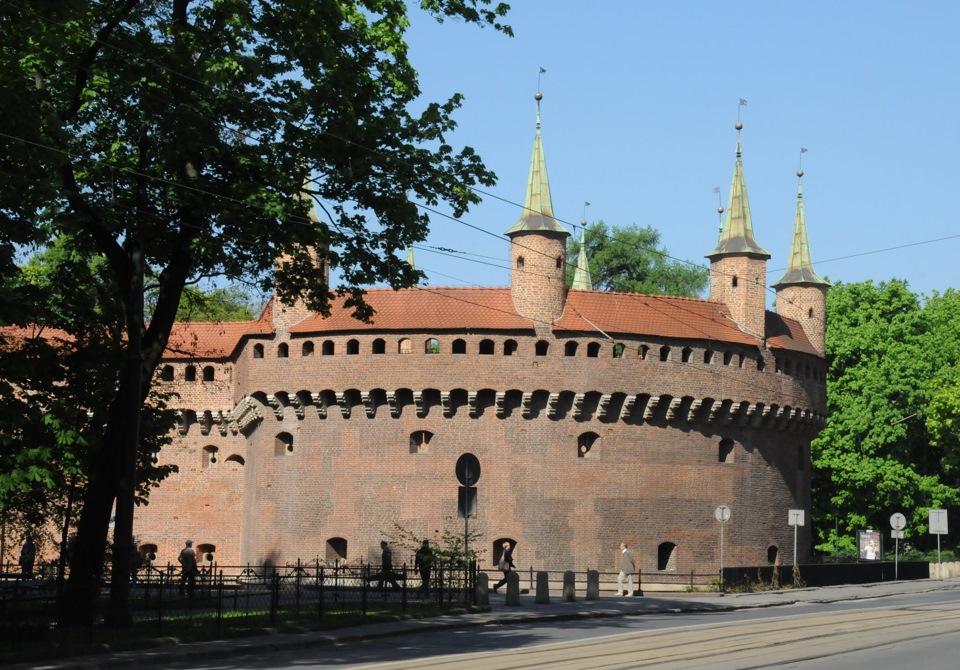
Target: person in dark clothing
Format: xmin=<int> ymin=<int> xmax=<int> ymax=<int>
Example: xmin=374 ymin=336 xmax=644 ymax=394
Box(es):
xmin=19 ymin=537 xmax=36 ymax=578
xmin=370 ymin=540 xmax=402 ymax=591
xmin=178 ymin=539 xmax=198 ymax=598
xmin=493 ymin=540 xmax=515 ymax=592
xmin=414 ymin=539 xmax=433 ymax=596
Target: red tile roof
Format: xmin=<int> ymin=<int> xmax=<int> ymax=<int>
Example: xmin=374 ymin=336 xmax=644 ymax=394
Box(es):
xmin=164 ymin=316 xmax=274 ymax=360
xmin=556 ymin=290 xmax=757 ymax=345
xmin=289 ymin=287 xmax=533 ymax=333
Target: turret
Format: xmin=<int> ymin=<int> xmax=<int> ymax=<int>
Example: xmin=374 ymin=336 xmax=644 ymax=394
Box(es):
xmin=505 ymin=92 xmax=570 ymax=328
xmin=772 ymin=169 xmax=829 ymax=356
xmin=273 ymin=186 xmax=330 ymax=335
xmin=706 ymin=122 xmax=770 ymax=340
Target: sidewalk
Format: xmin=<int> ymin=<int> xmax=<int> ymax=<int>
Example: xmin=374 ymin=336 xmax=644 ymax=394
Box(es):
xmin=15 ymin=578 xmax=960 ymax=670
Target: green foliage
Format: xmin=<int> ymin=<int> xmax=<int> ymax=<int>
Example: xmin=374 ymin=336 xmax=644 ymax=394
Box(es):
xmin=566 ymin=221 xmax=708 ymax=297
xmin=387 ymin=522 xmax=485 ymax=567
xmin=0 ymin=0 xmax=510 ymax=618
xmin=812 ymin=281 xmax=960 ymax=554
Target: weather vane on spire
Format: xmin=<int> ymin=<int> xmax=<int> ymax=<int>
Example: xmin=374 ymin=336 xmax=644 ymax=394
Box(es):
xmin=582 ymin=201 xmax=590 ymax=229
xmin=538 ymin=66 xmax=546 ymax=92
xmin=737 ymin=98 xmax=747 ymax=124
xmin=799 ymin=147 xmax=808 ymax=172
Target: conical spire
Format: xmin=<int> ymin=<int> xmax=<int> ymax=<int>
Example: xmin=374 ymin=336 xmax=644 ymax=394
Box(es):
xmin=405 ymin=245 xmax=416 ymax=271
xmin=773 ymin=170 xmax=829 ymax=288
xmin=571 ymin=223 xmax=592 ymax=290
xmin=505 ymin=92 xmax=569 ymax=237
xmin=707 ymin=123 xmax=770 ymax=259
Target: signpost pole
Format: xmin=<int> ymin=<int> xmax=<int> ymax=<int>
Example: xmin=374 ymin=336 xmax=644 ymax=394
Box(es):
xmin=714 ymin=505 xmax=731 ymax=593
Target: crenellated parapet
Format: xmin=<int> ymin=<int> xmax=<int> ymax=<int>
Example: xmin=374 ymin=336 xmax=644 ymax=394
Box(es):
xmin=175 ymin=388 xmax=826 ymax=437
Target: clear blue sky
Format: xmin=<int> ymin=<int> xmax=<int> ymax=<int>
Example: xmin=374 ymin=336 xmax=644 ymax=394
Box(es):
xmin=363 ymin=1 xmax=960 ymax=304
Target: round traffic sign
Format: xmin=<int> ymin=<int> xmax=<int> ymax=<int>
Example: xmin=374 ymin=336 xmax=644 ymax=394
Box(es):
xmin=455 ymin=453 xmax=481 ymax=486
xmin=715 ymin=504 xmax=731 ymax=523
xmin=890 ymin=512 xmax=906 ymax=531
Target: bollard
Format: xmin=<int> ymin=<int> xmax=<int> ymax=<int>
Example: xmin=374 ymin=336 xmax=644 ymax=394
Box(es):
xmin=535 ymin=571 xmax=550 ymax=604
xmin=505 ymin=570 xmax=521 ymax=606
xmin=562 ymin=570 xmax=576 ymax=602
xmin=585 ymin=569 xmax=600 ymax=600
xmin=475 ymin=571 xmax=490 ymax=606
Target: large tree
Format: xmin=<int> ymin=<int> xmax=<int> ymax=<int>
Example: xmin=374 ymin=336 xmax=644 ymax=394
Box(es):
xmin=566 ymin=221 xmax=708 ymax=297
xmin=812 ymin=281 xmax=960 ymax=556
xmin=0 ymin=0 xmax=510 ymax=625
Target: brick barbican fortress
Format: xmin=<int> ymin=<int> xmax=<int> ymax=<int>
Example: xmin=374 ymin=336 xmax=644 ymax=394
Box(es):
xmin=136 ymin=99 xmax=828 ymax=580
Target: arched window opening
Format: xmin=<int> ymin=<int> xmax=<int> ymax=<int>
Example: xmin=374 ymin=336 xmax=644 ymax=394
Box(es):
xmin=613 ymin=343 xmax=625 ymax=359
xmin=322 ymin=340 xmax=335 ymax=356
xmin=202 ymin=445 xmax=218 ymax=468
xmin=479 ymin=339 xmax=494 ymax=355
xmin=564 ymin=341 xmax=578 ymax=357
xmin=732 ymin=275 xmax=739 ymax=288
xmin=452 ymin=339 xmax=466 ymax=354
xmin=657 ymin=542 xmax=678 ymax=571
xmin=253 ymin=344 xmax=264 ymax=359
xmin=784 ymin=359 xmax=793 ymax=375
xmin=638 ymin=345 xmax=649 ymax=360
xmin=161 ymin=365 xmax=174 ymax=382
xmin=184 ymin=365 xmax=197 ymax=382
xmin=410 ymin=430 xmax=433 ymax=454
xmin=275 ymin=432 xmax=294 ymax=456
xmin=757 ymin=357 xmax=765 ymax=372
xmin=516 ymin=256 xmax=524 ymax=269
xmin=587 ymin=342 xmax=600 ymax=358
xmin=372 ymin=338 xmax=386 ymax=354
xmin=140 ymin=543 xmax=158 ymax=563
xmin=808 ymin=307 xmax=814 ymax=318
xmin=659 ymin=346 xmax=670 ymax=362
xmin=196 ymin=543 xmax=216 ymax=563
xmin=767 ymin=545 xmax=780 ymax=565
xmin=719 ymin=438 xmax=735 ymax=463
xmin=425 ymin=338 xmax=440 ymax=354
xmin=493 ymin=537 xmax=518 ymax=567
xmin=578 ymin=432 xmax=599 ymax=459
xmin=225 ymin=454 xmax=245 ymax=466
xmin=399 ymin=338 xmax=412 ymax=354
xmin=302 ymin=341 xmax=315 ymax=357
xmin=681 ymin=348 xmax=692 ymax=363
xmin=504 ymin=340 xmax=518 ymax=356
xmin=723 ymin=351 xmax=733 ymax=366
xmin=277 ymin=343 xmax=289 ymax=358
xmin=326 ymin=537 xmax=348 ymax=562
xmin=346 ymin=339 xmax=360 ymax=355
xmin=555 ymin=256 xmax=562 ymax=269
xmin=202 ymin=366 xmax=215 ymax=382
xmin=535 ymin=340 xmax=549 ymax=356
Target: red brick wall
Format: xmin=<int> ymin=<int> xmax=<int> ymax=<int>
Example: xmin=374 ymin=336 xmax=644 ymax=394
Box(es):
xmin=509 ymin=232 xmax=568 ymax=330
xmin=708 ymin=255 xmax=768 ymax=339
xmin=136 ymin=329 xmax=824 ymax=575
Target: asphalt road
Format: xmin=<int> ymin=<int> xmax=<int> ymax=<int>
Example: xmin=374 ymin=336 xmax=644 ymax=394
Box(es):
xmin=160 ymin=589 xmax=960 ymax=669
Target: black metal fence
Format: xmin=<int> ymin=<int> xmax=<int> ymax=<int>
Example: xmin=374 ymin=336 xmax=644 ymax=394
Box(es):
xmin=0 ymin=559 xmax=477 ymax=654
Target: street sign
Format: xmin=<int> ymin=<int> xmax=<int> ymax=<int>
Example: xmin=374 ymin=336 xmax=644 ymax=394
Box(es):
xmin=891 ymin=530 xmax=904 ymax=539
xmin=788 ymin=509 xmax=805 ymax=527
xmin=929 ymin=509 xmax=948 ymax=535
xmin=890 ymin=513 xmax=906 ymax=531
xmin=455 ymin=453 xmax=481 ymax=486
xmin=715 ymin=504 xmax=731 ymax=523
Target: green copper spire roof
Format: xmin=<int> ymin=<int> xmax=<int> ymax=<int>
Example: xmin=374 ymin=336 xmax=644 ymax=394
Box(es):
xmin=773 ymin=170 xmax=829 ymax=288
xmin=505 ymin=93 xmax=570 ymax=238
xmin=707 ymin=123 xmax=770 ymax=259
xmin=571 ymin=224 xmax=592 ymax=290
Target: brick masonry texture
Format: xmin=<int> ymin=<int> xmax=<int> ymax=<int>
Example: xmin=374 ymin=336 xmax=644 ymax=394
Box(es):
xmin=137 ymin=322 xmax=825 ymax=577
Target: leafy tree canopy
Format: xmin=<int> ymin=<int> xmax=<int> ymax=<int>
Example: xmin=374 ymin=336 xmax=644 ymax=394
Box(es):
xmin=566 ymin=221 xmax=708 ymax=297
xmin=0 ymin=0 xmax=511 ymax=623
xmin=812 ymin=281 xmax=960 ymax=556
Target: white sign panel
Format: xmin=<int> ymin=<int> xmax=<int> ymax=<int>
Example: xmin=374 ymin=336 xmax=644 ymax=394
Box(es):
xmin=715 ymin=504 xmax=731 ymax=523
xmin=788 ymin=509 xmax=805 ymax=527
xmin=929 ymin=509 xmax=948 ymax=535
xmin=890 ymin=513 xmax=906 ymax=531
